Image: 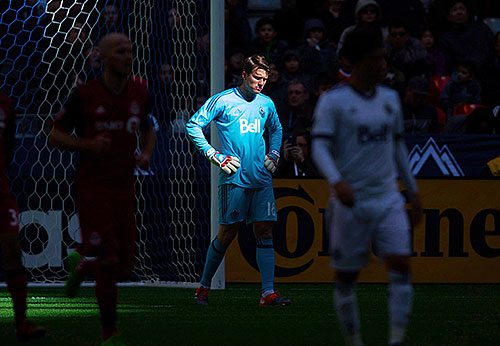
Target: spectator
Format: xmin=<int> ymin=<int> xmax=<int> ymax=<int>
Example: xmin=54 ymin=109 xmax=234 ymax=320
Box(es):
xmin=420 ymin=28 xmax=447 ymax=77
xmin=376 ymin=0 xmax=427 ymax=36
xmin=225 ymin=49 xmax=245 ymax=88
xmin=248 ymin=17 xmax=288 ymax=64
xmin=280 ymin=49 xmax=313 ymax=89
xmin=385 ymin=19 xmax=427 ymax=81
xmin=336 ymin=0 xmax=387 ymax=55
xmin=319 ymin=0 xmax=350 ymax=48
xmin=276 ymin=130 xmax=320 ymax=178
xmin=481 ymin=31 xmax=500 ymax=107
xmin=262 ymin=62 xmax=287 ymax=105
xmin=439 ymin=0 xmax=494 ymax=75
xmin=277 ymin=79 xmax=314 ymax=136
xmin=440 ymin=60 xmax=481 ymax=117
xmin=298 ymin=18 xmax=338 ymax=79
xmin=225 ymin=0 xmax=252 ymax=50
xmin=273 ymin=0 xmax=305 ymax=47
xmin=402 ymin=75 xmax=441 ymax=134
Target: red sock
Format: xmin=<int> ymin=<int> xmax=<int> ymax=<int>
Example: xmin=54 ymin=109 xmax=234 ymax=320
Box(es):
xmin=6 ymin=271 xmax=28 ymax=325
xmin=95 ymin=267 xmax=118 ymax=340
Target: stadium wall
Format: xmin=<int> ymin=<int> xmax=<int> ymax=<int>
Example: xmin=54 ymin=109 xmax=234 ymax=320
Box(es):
xmin=226 ymin=179 xmax=500 ymax=283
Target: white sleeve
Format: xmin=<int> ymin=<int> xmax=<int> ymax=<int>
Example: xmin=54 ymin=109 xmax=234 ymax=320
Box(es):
xmin=393 ymin=94 xmax=418 ymax=194
xmin=311 ymin=93 xmax=342 ymax=185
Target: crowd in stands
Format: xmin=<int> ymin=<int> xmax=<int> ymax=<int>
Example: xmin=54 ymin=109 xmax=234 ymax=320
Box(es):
xmin=222 ymin=0 xmax=500 ymax=177
xmin=2 ymin=0 xmax=500 ymax=178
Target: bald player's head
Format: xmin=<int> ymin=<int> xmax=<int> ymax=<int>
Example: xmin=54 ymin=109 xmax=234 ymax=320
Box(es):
xmin=98 ymin=32 xmax=133 ymax=77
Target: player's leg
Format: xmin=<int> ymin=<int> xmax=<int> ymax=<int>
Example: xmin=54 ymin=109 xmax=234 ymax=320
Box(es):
xmin=252 ymin=221 xmax=291 ymax=306
xmin=195 ymin=184 xmax=245 ymax=304
xmin=375 ymin=193 xmax=413 ymax=346
xmin=248 ymin=186 xmax=290 ymax=306
xmin=0 ymin=202 xmax=45 ymax=341
xmin=330 ymin=198 xmax=370 ymax=346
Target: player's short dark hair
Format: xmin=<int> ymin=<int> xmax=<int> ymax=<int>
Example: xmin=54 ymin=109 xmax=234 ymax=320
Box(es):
xmin=340 ymin=27 xmax=384 ymax=64
xmin=243 ymin=55 xmax=270 ymax=74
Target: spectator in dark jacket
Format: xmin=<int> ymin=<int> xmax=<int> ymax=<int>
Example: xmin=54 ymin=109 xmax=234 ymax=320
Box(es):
xmin=439 ymin=0 xmax=494 ymax=75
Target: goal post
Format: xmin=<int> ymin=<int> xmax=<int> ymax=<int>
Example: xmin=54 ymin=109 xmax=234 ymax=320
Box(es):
xmin=0 ymin=0 xmax=220 ymax=287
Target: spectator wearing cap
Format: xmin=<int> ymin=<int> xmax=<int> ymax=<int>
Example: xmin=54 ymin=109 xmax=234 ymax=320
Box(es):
xmin=298 ymin=18 xmax=338 ymax=79
xmin=336 ymin=0 xmax=387 ymax=55
xmin=402 ymin=75 xmax=441 ymax=134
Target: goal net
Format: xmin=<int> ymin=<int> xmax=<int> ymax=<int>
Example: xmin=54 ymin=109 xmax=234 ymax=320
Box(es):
xmin=0 ymin=0 xmax=212 ymax=286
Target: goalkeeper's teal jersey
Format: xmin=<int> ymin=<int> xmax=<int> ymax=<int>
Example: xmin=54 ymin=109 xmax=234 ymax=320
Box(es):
xmin=186 ymin=87 xmax=282 ymax=188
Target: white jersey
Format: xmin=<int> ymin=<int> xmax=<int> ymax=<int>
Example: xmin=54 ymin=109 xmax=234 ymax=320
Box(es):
xmin=312 ymin=83 xmax=409 ymax=200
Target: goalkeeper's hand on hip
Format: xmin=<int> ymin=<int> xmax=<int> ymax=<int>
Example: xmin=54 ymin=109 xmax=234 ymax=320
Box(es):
xmin=209 ymin=151 xmax=240 ymax=174
xmin=264 ymin=149 xmax=280 ymax=174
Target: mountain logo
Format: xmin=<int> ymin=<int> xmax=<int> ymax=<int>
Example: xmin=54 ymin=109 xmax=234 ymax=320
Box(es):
xmin=408 ymin=137 xmax=464 ymax=176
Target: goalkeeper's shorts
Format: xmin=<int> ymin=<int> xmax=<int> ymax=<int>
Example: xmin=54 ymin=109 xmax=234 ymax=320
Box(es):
xmin=218 ymin=184 xmax=277 ymax=225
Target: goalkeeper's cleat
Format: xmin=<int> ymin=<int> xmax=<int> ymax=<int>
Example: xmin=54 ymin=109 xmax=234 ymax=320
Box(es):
xmin=16 ymin=320 xmax=46 ymax=342
xmin=101 ymin=335 xmax=127 ymax=346
xmin=65 ymin=251 xmax=83 ymax=298
xmin=264 ymin=149 xmax=280 ymax=173
xmin=194 ymin=286 xmax=209 ymax=305
xmin=209 ymin=151 xmax=240 ymax=174
xmin=259 ymin=291 xmax=291 ymax=307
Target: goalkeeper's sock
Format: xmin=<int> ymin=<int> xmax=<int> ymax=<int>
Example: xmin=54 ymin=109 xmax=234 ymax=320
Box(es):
xmin=95 ymin=265 xmax=118 ymax=341
xmin=334 ymin=281 xmax=362 ymax=345
xmin=388 ymin=271 xmax=413 ymax=345
xmin=256 ymin=238 xmax=275 ymax=295
xmin=6 ymin=270 xmax=28 ymax=325
xmin=199 ymin=238 xmax=227 ymax=288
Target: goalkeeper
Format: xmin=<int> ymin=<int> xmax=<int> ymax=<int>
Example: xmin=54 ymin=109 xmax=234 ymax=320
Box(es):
xmin=186 ymin=54 xmax=290 ymax=307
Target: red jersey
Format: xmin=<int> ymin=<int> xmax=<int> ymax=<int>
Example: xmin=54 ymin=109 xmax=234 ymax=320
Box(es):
xmin=53 ymin=79 xmax=150 ymax=188
xmin=0 ymin=92 xmax=16 ymax=198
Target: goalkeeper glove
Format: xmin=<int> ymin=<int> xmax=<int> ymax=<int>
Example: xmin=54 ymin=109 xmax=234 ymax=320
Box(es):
xmin=264 ymin=149 xmax=280 ymax=174
xmin=209 ymin=151 xmax=241 ymax=174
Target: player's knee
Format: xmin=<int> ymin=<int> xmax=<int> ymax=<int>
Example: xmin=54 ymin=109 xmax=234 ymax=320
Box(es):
xmin=217 ymin=225 xmax=238 ymax=247
xmin=253 ymin=222 xmax=273 ymax=239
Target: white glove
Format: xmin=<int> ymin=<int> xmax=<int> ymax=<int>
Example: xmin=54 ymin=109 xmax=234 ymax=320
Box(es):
xmin=209 ymin=151 xmax=240 ymax=174
xmin=264 ymin=149 xmax=280 ymax=174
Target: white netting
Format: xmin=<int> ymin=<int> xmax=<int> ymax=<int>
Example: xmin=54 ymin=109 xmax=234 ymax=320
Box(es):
xmin=0 ymin=0 xmax=211 ymax=285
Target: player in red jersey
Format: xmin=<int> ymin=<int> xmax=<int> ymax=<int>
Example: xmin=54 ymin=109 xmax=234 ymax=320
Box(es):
xmin=0 ymin=92 xmax=46 ymax=342
xmin=48 ymin=32 xmax=156 ymax=346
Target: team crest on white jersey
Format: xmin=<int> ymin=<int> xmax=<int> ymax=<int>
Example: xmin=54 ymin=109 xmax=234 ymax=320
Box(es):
xmin=126 ymin=116 xmax=140 ymax=133
xmin=130 ymin=101 xmax=140 ymax=115
xmin=95 ymin=105 xmax=106 ymax=115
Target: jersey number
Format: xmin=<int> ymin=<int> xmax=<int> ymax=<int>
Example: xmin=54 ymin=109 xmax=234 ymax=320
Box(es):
xmin=267 ymin=202 xmax=276 ymax=217
xmin=8 ymin=208 xmax=19 ymax=227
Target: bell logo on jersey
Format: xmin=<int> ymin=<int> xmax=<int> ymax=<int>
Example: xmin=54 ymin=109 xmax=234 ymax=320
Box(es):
xmin=240 ymin=118 xmax=260 ymax=134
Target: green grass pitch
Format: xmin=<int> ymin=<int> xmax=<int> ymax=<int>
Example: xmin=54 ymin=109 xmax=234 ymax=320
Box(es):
xmin=1 ymin=284 xmax=500 ymax=345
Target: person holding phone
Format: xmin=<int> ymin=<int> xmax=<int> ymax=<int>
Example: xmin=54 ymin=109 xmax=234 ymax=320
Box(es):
xmin=275 ymin=130 xmax=320 ymax=178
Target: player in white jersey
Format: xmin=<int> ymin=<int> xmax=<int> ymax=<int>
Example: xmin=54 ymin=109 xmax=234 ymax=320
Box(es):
xmin=186 ymin=55 xmax=291 ymax=307
xmin=312 ymin=27 xmax=423 ymax=346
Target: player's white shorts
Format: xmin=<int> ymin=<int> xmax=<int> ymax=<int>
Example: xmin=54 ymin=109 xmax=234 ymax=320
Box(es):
xmin=328 ymin=191 xmax=411 ymax=272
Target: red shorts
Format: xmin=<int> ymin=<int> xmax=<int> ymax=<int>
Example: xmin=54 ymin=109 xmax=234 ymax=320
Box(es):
xmin=75 ymin=184 xmax=136 ymax=270
xmin=0 ymin=193 xmax=19 ymax=236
